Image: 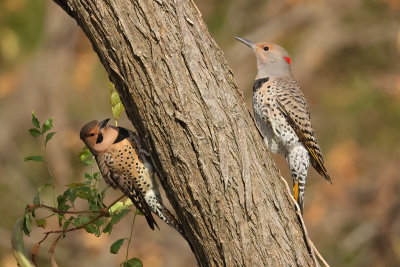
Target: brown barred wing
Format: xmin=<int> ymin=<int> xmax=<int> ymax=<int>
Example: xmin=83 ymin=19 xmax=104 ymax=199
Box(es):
xmin=117 ymin=169 xmax=158 ymax=230
xmin=275 ymin=79 xmax=331 ymax=183
xmin=103 ymin=141 xmax=159 ymax=230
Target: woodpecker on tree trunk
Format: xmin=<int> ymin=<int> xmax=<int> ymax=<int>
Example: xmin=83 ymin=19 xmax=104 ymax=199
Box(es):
xmin=80 ymin=119 xmax=184 ymax=235
xmin=235 ymin=37 xmax=332 ymax=214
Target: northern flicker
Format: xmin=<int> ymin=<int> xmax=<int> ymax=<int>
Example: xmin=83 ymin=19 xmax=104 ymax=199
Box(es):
xmin=235 ymin=37 xmax=331 ymax=213
xmin=80 ymin=118 xmax=184 ymax=235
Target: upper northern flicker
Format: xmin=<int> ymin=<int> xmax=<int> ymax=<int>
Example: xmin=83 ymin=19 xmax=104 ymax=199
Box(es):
xmin=235 ymin=37 xmax=331 ymax=213
xmin=80 ymin=118 xmax=184 ymax=235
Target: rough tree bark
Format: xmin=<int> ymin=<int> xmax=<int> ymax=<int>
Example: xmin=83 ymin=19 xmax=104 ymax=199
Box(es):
xmin=52 ymin=0 xmax=321 ymax=266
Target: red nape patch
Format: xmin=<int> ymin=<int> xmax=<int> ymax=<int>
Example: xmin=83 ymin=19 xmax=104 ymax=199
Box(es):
xmin=283 ymin=56 xmax=292 ymax=65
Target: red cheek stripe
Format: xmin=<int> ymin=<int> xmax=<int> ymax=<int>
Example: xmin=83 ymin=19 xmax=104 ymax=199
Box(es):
xmin=284 ymin=56 xmax=292 ymax=65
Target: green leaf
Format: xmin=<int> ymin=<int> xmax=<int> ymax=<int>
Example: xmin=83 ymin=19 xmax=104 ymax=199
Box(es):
xmin=135 ymin=210 xmax=144 ymax=216
xmin=110 ymin=91 xmax=121 ymax=106
xmin=84 ymin=223 xmax=97 ymax=234
xmin=123 ymin=258 xmax=143 ymax=267
xmin=67 ymin=183 xmax=85 ymax=188
xmin=32 ymin=111 xmax=40 ymax=129
xmin=109 ymin=82 xmax=115 ymax=93
xmin=63 ymin=217 xmax=73 ymax=231
xmin=23 ymin=214 xmax=31 ymax=236
xmin=28 ymin=128 xmax=41 ymax=137
xmin=93 ymin=172 xmax=101 ymax=180
xmin=73 ymin=217 xmax=98 ymax=235
xmin=109 ymin=201 xmax=124 ymax=214
xmin=12 ymin=214 xmax=36 ymax=267
xmin=124 ymin=198 xmax=133 ymax=208
xmin=94 ymin=218 xmax=105 ymax=227
xmin=74 ymin=216 xmax=89 ymax=227
xmin=84 ymin=157 xmax=95 ymax=166
xmin=111 ymin=209 xmax=130 ymax=225
xmin=88 ymin=199 xmax=100 ymax=212
xmin=33 ymin=193 xmax=40 ymax=206
xmin=79 ymin=146 xmax=92 ymax=159
xmin=37 ymin=185 xmax=44 ymax=194
xmin=58 ymin=216 xmax=63 ymax=227
xmin=57 ymin=195 xmax=69 ymax=211
xmin=45 ymin=132 xmax=56 ymax=146
xmin=79 ymin=146 xmax=95 ymax=166
xmin=35 ymin=219 xmax=46 ymax=229
xmin=43 ymin=181 xmax=53 ymax=188
xmin=112 ymin=103 xmax=124 ymax=120
xmin=101 ymin=186 xmax=109 ymax=198
xmin=72 ymin=217 xmax=80 ymax=227
xmin=77 ymin=190 xmax=90 ymax=200
xmin=96 ymin=194 xmax=106 ymax=209
xmin=110 ymin=238 xmax=126 ymax=254
xmin=102 ymin=222 xmax=113 ymax=234
xmin=41 ymin=118 xmax=53 ymax=134
xmin=66 ymin=188 xmax=77 ymax=204
xmin=24 ymin=156 xmax=44 ymax=162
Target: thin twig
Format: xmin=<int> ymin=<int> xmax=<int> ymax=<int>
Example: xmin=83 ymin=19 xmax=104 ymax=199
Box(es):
xmin=308 ymin=240 xmax=330 ymax=267
xmin=189 ymin=0 xmax=202 ymax=18
xmin=125 ymin=209 xmax=138 ymax=263
xmin=44 ymin=212 xmax=105 ymax=235
xmin=31 ymin=243 xmax=40 ymax=266
xmin=27 ymin=204 xmax=99 ymax=215
xmin=43 ymin=194 xmax=126 ymax=235
xmin=32 ymin=232 xmax=51 ymax=266
xmin=49 ymin=235 xmax=63 ymax=267
xmin=35 ymin=194 xmax=126 ymax=265
xmin=279 ymin=176 xmax=330 ymax=267
xmin=42 ymin=135 xmax=56 ymax=207
xmin=38 ymin=233 xmax=50 ymax=245
xmin=49 ymin=234 xmax=63 ymax=253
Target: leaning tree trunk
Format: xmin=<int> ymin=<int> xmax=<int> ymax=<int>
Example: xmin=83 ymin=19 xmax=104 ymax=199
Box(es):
xmin=53 ymin=0 xmax=320 ymax=266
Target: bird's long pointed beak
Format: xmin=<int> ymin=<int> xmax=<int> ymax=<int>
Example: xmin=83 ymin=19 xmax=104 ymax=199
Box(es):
xmin=235 ymin=36 xmax=255 ymax=48
xmin=99 ymin=118 xmax=110 ymax=130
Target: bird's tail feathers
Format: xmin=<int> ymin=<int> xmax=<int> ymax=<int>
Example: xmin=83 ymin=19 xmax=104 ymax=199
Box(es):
xmin=311 ymin=157 xmax=332 ymax=184
xmin=153 ymin=204 xmax=185 ymax=238
xmin=144 ymin=213 xmax=159 ymax=230
xmin=165 ymin=210 xmax=185 ymax=236
xmin=293 ymin=180 xmax=304 ymax=214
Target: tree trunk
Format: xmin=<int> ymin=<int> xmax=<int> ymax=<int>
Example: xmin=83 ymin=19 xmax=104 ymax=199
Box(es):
xmin=52 ymin=0 xmax=318 ymax=266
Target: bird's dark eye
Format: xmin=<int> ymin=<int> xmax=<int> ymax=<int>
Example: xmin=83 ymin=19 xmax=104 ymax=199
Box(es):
xmin=264 ymin=46 xmax=270 ymax=51
xmin=89 ymin=133 xmax=95 ymax=136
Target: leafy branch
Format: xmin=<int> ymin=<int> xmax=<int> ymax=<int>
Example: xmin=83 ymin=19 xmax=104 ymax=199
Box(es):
xmin=31 ymin=193 xmax=125 ymax=260
xmin=14 ymin=92 xmax=143 ymax=267
xmin=25 ymin=111 xmax=57 ymax=206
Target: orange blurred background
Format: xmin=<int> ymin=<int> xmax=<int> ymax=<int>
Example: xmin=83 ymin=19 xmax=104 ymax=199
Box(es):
xmin=1 ymin=0 xmax=399 ymax=266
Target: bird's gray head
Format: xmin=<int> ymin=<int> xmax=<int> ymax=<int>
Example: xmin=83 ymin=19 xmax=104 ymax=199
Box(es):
xmin=235 ymin=37 xmax=292 ymax=79
xmin=80 ymin=118 xmax=117 ymax=154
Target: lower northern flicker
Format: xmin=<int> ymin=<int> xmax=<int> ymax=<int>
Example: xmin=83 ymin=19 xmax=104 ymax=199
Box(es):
xmin=235 ymin=37 xmax=331 ymax=213
xmin=80 ymin=118 xmax=184 ymax=235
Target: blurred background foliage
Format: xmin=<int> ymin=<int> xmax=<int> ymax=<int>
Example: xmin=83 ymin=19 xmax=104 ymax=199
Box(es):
xmin=0 ymin=0 xmax=399 ymax=266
